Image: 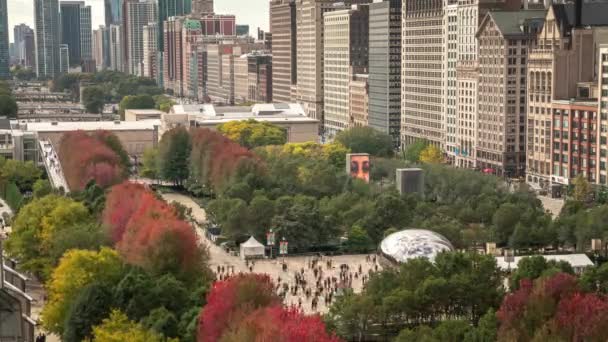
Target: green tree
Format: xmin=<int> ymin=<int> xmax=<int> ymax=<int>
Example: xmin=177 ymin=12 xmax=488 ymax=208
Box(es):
xmin=580 ymin=263 xmax=608 ymax=294
xmin=572 ymin=173 xmax=591 ymax=203
xmin=119 ymin=94 xmax=155 ymax=120
xmin=0 ymin=94 xmax=17 ymax=118
xmin=1 ymin=159 xmax=42 ymax=191
xmin=82 ymin=85 xmax=107 ymax=114
xmin=4 ymin=182 xmax=22 ymax=211
xmin=157 ymin=127 xmax=191 ymax=185
xmin=141 ymin=148 xmax=159 ymax=179
xmin=335 ymin=126 xmax=394 ymax=157
xmin=63 ymin=283 xmax=114 ymax=342
xmin=404 ymin=139 xmax=429 ymax=163
xmin=141 ymin=307 xmax=179 ymax=338
xmin=33 ymin=179 xmax=53 ymax=198
xmin=509 ymin=256 xmax=547 ymax=290
xmin=419 ymin=145 xmax=443 ymax=164
xmin=154 ymin=95 xmax=175 ymax=113
xmin=345 ymin=226 xmax=373 ymax=253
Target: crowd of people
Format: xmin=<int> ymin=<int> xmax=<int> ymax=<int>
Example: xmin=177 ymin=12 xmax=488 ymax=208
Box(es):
xmin=212 ymin=253 xmax=382 ymax=313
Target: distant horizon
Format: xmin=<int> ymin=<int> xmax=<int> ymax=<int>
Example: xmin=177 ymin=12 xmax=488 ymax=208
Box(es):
xmin=6 ymin=0 xmax=269 ymax=43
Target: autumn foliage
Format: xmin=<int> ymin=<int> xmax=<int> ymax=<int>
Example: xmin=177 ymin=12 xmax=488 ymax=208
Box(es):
xmin=58 ymin=130 xmax=128 ymax=190
xmin=497 ymin=273 xmax=608 ymax=341
xmin=102 ymin=181 xmax=204 ymax=280
xmin=197 ymin=273 xmax=340 ymax=342
xmin=189 ymin=128 xmax=262 ymax=192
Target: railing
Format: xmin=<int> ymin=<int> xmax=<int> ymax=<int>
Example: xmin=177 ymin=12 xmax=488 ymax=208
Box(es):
xmin=38 ymin=139 xmax=70 ymax=193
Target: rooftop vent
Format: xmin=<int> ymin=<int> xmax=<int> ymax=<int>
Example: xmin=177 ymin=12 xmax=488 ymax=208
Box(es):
xmin=114 ymin=121 xmax=121 ymax=124
xmin=51 ymin=122 xmax=58 ymax=126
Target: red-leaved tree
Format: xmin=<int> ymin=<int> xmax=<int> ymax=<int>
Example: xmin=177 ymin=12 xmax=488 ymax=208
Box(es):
xmin=102 ymin=181 xmax=148 ymax=243
xmin=221 ymin=306 xmax=342 ymax=342
xmin=57 ymin=130 xmax=127 ymax=190
xmin=197 ymin=274 xmax=281 ymax=342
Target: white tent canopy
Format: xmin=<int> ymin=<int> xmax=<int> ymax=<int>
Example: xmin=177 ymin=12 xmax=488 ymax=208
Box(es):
xmin=240 ymin=236 xmax=265 ymax=260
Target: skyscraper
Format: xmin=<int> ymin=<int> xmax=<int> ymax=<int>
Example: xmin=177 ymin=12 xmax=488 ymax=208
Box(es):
xmin=79 ymin=5 xmax=92 ymax=60
xmin=192 ymin=0 xmax=213 ymax=15
xmin=123 ymin=0 xmax=157 ymax=75
xmin=323 ymin=5 xmax=369 ymax=137
xmin=270 ymin=0 xmax=296 ymax=103
xmin=105 ymin=0 xmax=122 ymax=26
xmin=368 ymin=0 xmax=401 ymax=148
xmin=60 ymin=1 xmax=83 ymax=66
xmin=142 ymin=22 xmax=158 ymax=78
xmin=59 ymin=43 xmax=69 ymax=74
xmin=92 ymin=26 xmax=105 ymax=70
xmin=0 ymin=0 xmax=9 ymax=78
xmin=108 ymin=24 xmax=122 ymax=71
xmin=401 ymin=0 xmax=444 ymax=149
xmin=35 ymin=0 xmax=61 ymax=79
xmin=157 ymin=0 xmax=192 ymax=86
xmin=14 ymin=24 xmax=36 ymax=68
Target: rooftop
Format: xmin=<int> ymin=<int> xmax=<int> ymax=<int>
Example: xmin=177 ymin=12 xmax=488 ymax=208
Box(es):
xmin=482 ymin=10 xmax=546 ymax=37
xmin=23 ymin=120 xmax=161 ymax=132
xmin=495 ymin=254 xmax=594 ymax=271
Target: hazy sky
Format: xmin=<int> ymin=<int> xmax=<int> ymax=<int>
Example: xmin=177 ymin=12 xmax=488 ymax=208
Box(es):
xmin=7 ymin=0 xmax=269 ymax=42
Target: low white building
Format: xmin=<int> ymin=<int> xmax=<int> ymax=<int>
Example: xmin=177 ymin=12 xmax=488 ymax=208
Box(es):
xmin=495 ymin=254 xmax=594 ymax=274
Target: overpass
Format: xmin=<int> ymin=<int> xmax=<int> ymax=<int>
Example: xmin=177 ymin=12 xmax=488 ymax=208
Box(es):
xmin=38 ymin=139 xmax=69 ymax=193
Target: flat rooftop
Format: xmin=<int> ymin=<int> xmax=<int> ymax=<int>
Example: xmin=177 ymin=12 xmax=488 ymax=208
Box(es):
xmin=23 ymin=120 xmax=161 ymax=132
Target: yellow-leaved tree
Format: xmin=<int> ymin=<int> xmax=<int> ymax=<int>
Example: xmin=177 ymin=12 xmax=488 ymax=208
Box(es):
xmin=41 ymin=248 xmax=124 ymax=336
xmin=91 ymin=310 xmax=172 ymax=342
xmin=419 ymin=145 xmax=444 ymax=164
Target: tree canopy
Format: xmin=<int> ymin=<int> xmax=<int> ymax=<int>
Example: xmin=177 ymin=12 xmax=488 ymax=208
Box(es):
xmin=334 ymin=126 xmax=394 ymax=157
xmin=217 ymin=119 xmax=288 ymax=149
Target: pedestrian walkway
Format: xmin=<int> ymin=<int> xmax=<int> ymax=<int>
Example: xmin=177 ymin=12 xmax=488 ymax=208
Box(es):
xmin=160 ymin=192 xmax=382 ymax=314
xmin=39 ymin=139 xmax=69 ymax=193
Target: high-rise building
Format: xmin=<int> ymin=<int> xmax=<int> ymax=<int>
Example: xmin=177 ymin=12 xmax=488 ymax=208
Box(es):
xmin=454 ymin=0 xmax=522 ymax=169
xmin=0 ymin=0 xmax=9 ymax=78
xmin=234 ymin=54 xmax=249 ymax=102
xmin=123 ymin=0 xmax=157 ymax=75
xmin=599 ymin=45 xmax=608 ymax=184
xmin=59 ymin=43 xmax=69 ymax=73
xmin=270 ymin=0 xmax=296 ymax=103
xmin=526 ymin=2 xmax=608 ymax=188
xmin=350 ymin=73 xmax=369 ymax=127
xmin=14 ymin=24 xmax=36 ymax=68
xmin=444 ymin=0 xmax=458 ymax=162
xmin=60 ymin=1 xmax=83 ymax=66
xmin=401 ymin=0 xmax=444 ymax=149
xmin=323 ymin=5 xmax=369 ymax=137
xmin=79 ymin=5 xmax=92 ymax=62
xmin=476 ymin=10 xmax=545 ymax=177
xmin=35 ymin=0 xmax=61 ymax=79
xmin=105 ymin=0 xmax=122 ymax=26
xmin=92 ymin=26 xmax=104 ymax=70
xmin=142 ymin=22 xmax=158 ymax=79
xmin=296 ymin=0 xmax=367 ymax=135
xmin=199 ymin=14 xmax=236 ymax=35
xmin=368 ymin=0 xmax=401 ymax=148
xmin=192 ymin=0 xmax=213 ymax=15
xmin=157 ymin=0 xmax=193 ymax=86
xmin=236 ymin=24 xmax=250 ymax=36
xmin=108 ymin=24 xmax=123 ymax=71
xmin=247 ymin=52 xmax=272 ymax=103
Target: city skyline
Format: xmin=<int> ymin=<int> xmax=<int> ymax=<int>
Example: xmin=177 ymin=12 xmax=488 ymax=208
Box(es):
xmin=6 ymin=0 xmax=269 ymax=42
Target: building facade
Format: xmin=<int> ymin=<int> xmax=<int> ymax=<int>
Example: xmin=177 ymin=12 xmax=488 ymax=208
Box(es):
xmin=35 ymin=0 xmax=60 ymax=79
xmin=104 ymin=0 xmax=122 ymax=26
xmin=59 ymin=44 xmax=69 ymax=74
xmin=401 ymin=0 xmax=444 ymax=148
xmin=123 ymin=0 xmax=157 ymax=75
xmin=368 ymin=0 xmax=401 ymax=148
xmin=142 ymin=22 xmax=158 ymax=78
xmin=156 ymin=0 xmax=192 ymax=87
xmin=476 ymin=10 xmax=545 ymax=177
xmin=92 ymin=26 xmax=104 ymax=70
xmin=247 ymin=53 xmax=272 ymax=103
xmin=0 ymin=0 xmax=8 ymax=78
xmin=323 ymin=5 xmax=369 ymax=138
xmin=192 ymin=0 xmax=213 ymax=15
xmin=599 ymin=45 xmax=608 ymax=184
xmin=60 ymin=1 xmax=83 ymax=66
xmin=79 ymin=5 xmax=93 ymax=67
xmin=14 ymin=24 xmax=35 ymax=69
xmin=350 ymin=73 xmax=369 ymax=127
xmin=108 ymin=24 xmax=123 ymax=72
xmin=270 ymin=0 xmax=296 ymax=103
